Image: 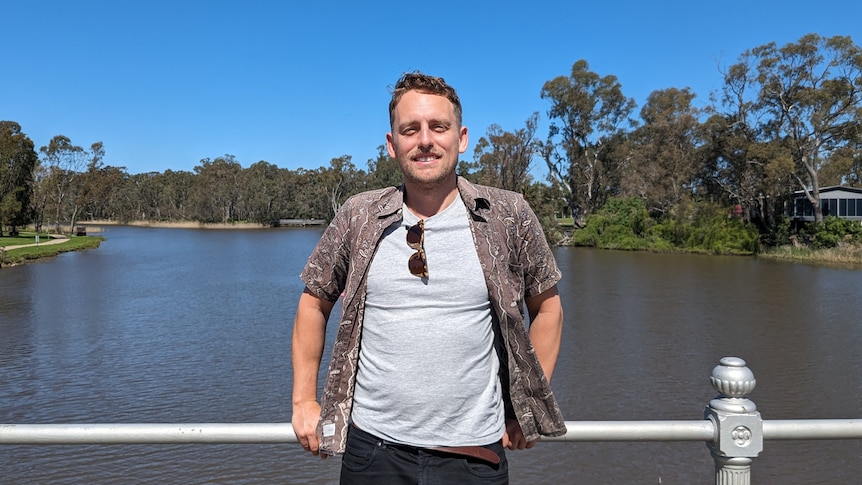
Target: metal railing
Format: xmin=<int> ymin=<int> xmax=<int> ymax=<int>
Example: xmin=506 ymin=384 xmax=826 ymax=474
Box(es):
xmin=2 ymin=357 xmax=861 ymax=484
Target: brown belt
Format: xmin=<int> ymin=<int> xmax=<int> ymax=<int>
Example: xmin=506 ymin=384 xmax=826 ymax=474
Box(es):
xmin=431 ymin=445 xmax=501 ymax=465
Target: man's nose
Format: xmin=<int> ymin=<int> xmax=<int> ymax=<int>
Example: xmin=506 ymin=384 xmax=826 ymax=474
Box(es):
xmin=418 ymin=126 xmax=433 ymax=148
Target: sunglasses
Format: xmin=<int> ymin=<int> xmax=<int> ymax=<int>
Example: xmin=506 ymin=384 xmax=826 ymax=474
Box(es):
xmin=406 ymin=220 xmax=428 ymax=278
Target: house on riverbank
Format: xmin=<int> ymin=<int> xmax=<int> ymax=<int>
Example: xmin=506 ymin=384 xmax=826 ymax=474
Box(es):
xmin=790 ymin=186 xmax=862 ymax=223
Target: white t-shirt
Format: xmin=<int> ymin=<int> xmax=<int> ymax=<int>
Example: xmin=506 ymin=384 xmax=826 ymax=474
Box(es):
xmin=351 ymin=196 xmax=505 ymax=447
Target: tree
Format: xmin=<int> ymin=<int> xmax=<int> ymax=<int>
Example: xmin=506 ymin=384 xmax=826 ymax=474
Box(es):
xmin=76 ymin=142 xmax=113 ymax=221
xmin=702 ymin=57 xmax=798 ymax=230
xmin=0 ymin=122 xmax=38 ymax=235
xmin=625 ymin=87 xmax=703 ymax=214
xmin=731 ymin=34 xmax=862 ymax=223
xmin=159 ymin=169 xmax=194 ymax=221
xmin=540 ymin=59 xmax=636 ymax=222
xmin=318 ymin=155 xmax=363 ymax=217
xmin=39 ymin=135 xmax=87 ymax=233
xmin=190 ymin=155 xmax=243 ymax=223
xmin=239 ymin=161 xmax=284 ymax=224
xmin=366 ymin=145 xmax=402 ymax=189
xmin=472 ymin=113 xmax=539 ymax=192
xmin=128 ymin=172 xmax=165 ymax=221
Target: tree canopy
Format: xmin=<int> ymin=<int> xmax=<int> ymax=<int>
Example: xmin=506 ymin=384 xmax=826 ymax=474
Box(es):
xmin=2 ymin=33 xmax=860 ymax=253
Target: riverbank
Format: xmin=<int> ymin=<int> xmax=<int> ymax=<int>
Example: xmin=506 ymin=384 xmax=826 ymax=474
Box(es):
xmin=0 ymin=234 xmax=104 ymax=267
xmin=80 ymin=220 xmax=270 ymax=230
xmin=6 ymin=223 xmax=862 ymax=269
xmin=758 ymin=243 xmax=862 ymax=267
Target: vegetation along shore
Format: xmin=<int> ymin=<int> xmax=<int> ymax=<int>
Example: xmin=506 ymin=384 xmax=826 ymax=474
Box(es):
xmin=2 ymin=33 xmax=862 ymax=267
xmin=0 ymin=232 xmax=103 ymax=267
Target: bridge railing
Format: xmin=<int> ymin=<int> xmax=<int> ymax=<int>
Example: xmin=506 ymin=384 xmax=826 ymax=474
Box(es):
xmin=2 ymin=357 xmax=861 ymax=484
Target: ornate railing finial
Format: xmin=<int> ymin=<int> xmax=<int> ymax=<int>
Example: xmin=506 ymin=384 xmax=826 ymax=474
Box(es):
xmin=710 ymin=356 xmax=757 ymax=413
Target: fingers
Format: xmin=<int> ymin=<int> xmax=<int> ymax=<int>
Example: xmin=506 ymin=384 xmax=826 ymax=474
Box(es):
xmin=291 ymin=400 xmax=324 ymax=457
xmin=299 ymin=434 xmax=320 ymax=453
xmin=297 ymin=430 xmax=329 ymax=459
xmin=503 ymin=419 xmax=537 ymax=450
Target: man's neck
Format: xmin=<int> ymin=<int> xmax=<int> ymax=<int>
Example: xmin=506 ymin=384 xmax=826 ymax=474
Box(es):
xmin=403 ymin=177 xmax=459 ymax=220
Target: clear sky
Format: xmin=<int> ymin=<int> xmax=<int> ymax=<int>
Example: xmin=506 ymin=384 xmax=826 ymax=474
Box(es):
xmin=4 ymin=0 xmax=860 ymax=176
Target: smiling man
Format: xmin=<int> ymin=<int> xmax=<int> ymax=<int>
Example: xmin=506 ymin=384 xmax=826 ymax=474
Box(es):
xmin=291 ymin=72 xmax=566 ymax=484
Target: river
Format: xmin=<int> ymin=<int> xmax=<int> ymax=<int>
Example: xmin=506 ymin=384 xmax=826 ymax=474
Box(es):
xmin=1 ymin=226 xmax=860 ymax=484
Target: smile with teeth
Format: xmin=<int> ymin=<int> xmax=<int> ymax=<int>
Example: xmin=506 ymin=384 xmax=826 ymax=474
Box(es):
xmin=414 ymin=154 xmax=439 ymax=162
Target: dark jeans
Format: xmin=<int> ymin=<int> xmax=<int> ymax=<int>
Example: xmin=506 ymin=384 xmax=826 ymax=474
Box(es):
xmin=340 ymin=424 xmax=508 ymax=485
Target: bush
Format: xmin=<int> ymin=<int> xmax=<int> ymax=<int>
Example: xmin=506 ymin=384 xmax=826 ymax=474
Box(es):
xmin=810 ymin=217 xmax=862 ymax=249
xmin=573 ymin=197 xmax=653 ymax=249
xmin=575 ymin=197 xmax=760 ymax=255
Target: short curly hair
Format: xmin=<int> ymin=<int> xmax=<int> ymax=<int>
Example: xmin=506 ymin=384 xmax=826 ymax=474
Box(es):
xmin=388 ymin=72 xmax=462 ymax=128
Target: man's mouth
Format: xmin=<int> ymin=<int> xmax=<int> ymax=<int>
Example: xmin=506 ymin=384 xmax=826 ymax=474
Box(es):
xmin=413 ymin=154 xmax=439 ymax=163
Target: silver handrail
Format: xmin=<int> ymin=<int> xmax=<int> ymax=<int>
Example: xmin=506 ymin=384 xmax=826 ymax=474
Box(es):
xmin=2 ymin=357 xmax=861 ymax=484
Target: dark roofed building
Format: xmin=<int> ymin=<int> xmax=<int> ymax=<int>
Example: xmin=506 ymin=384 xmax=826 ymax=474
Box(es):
xmin=790 ymin=186 xmax=862 ymax=223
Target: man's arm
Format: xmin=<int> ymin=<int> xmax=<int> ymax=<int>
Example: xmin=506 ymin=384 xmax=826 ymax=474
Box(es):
xmin=525 ymin=284 xmax=563 ymax=382
xmin=291 ymin=287 xmax=335 ymax=457
xmin=503 ymin=285 xmax=563 ymax=450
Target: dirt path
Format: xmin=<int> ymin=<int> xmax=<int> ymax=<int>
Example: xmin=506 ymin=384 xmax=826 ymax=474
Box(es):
xmin=1 ymin=236 xmax=70 ymax=251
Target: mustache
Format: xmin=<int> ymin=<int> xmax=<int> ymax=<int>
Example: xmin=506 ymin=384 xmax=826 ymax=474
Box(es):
xmin=409 ymin=150 xmax=443 ymax=160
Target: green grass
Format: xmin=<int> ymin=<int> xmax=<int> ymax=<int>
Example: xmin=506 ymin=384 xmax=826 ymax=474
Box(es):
xmin=0 ymin=232 xmax=45 ymax=247
xmin=556 ymin=217 xmax=575 ymax=228
xmin=759 ymin=243 xmax=862 ymax=266
xmin=0 ymin=234 xmax=104 ymax=266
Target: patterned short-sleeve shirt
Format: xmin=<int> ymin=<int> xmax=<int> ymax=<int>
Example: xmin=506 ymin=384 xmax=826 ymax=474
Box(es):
xmin=300 ymin=176 xmax=567 ymax=455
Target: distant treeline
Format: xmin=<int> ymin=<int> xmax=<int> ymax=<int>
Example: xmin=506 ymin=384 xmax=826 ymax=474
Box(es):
xmin=2 ymin=33 xmax=861 ymax=252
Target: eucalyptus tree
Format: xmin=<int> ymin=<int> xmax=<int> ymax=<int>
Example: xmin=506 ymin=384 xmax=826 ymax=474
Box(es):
xmin=157 ymin=169 xmax=194 ymax=220
xmin=366 ymin=145 xmax=402 ymax=189
xmin=540 ymin=59 xmax=636 ymax=222
xmin=39 ymin=135 xmax=88 ymax=233
xmin=843 ymin=141 xmax=862 ymax=187
xmin=128 ymin=172 xmax=166 ymax=221
xmin=190 ymin=155 xmax=243 ymax=223
xmin=318 ymin=155 xmax=364 ymax=217
xmin=701 ymin=53 xmax=796 ymax=229
xmin=76 ymin=142 xmax=111 ymax=221
xmin=83 ymin=165 xmax=129 ymax=221
xmin=625 ymin=87 xmax=703 ymax=214
xmin=725 ymin=34 xmax=862 ymax=223
xmin=0 ymin=121 xmax=38 ymax=235
xmin=239 ymin=160 xmax=284 ymax=224
xmin=472 ymin=113 xmax=539 ymax=193
xmin=291 ymin=168 xmax=329 ymax=220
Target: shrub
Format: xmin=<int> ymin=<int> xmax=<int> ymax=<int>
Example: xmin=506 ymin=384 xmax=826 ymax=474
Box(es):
xmin=811 ymin=217 xmax=862 ymax=249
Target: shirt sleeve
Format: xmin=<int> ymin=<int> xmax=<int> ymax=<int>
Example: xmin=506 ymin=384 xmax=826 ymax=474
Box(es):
xmin=517 ymin=198 xmax=562 ymax=297
xmin=299 ymin=205 xmax=352 ymax=302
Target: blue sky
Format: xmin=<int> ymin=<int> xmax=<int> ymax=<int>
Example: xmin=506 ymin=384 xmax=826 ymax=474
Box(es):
xmin=4 ymin=0 xmax=860 ymax=176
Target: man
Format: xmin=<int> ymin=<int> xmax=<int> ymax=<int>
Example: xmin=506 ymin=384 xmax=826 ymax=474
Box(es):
xmin=291 ymin=72 xmax=566 ymax=484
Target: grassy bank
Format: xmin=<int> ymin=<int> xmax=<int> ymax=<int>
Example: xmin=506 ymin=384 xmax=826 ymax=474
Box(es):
xmin=0 ymin=233 xmax=104 ymax=267
xmin=758 ymin=243 xmax=862 ymax=267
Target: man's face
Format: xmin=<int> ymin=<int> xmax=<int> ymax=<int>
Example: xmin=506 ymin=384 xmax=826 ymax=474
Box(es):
xmin=386 ymin=90 xmax=468 ymax=190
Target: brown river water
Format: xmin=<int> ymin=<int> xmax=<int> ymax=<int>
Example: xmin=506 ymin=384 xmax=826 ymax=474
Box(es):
xmin=1 ymin=226 xmax=860 ymax=484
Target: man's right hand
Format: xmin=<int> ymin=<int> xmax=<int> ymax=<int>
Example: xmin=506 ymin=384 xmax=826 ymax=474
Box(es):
xmin=292 ymin=400 xmax=327 ymax=458
xmin=291 ymin=289 xmax=334 ymax=459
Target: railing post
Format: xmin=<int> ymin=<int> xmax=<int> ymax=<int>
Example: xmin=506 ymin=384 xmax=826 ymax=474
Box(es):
xmin=705 ymin=357 xmax=763 ymax=485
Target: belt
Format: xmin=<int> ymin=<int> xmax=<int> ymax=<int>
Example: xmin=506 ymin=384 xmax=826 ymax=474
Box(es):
xmin=431 ymin=445 xmax=501 ymax=465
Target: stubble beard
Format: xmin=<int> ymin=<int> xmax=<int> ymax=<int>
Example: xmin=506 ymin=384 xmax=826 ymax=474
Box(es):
xmin=401 ymin=159 xmax=457 ymax=192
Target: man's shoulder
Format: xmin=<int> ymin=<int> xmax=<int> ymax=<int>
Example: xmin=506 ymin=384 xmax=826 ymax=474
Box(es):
xmin=457 ymin=177 xmax=529 ymax=212
xmin=341 ymin=186 xmax=402 ymax=212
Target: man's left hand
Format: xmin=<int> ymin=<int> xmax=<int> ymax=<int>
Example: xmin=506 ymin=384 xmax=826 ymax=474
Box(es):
xmin=502 ymin=419 xmax=537 ymax=450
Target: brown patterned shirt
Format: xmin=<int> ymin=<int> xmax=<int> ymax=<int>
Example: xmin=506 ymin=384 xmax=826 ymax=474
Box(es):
xmin=300 ymin=176 xmax=567 ymax=455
